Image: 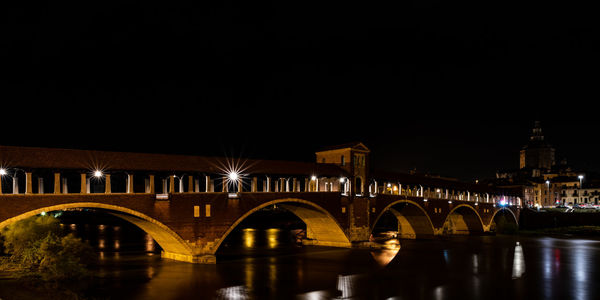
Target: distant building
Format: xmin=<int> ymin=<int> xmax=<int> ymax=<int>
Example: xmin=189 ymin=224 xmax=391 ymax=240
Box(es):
xmin=519 ymin=121 xmax=555 ymax=171
xmin=492 ymin=121 xmax=590 ymax=207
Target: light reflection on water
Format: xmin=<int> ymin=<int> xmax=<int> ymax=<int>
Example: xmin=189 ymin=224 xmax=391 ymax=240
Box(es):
xmin=54 ymin=224 xmax=600 ymax=300
xmin=512 ymin=242 xmax=525 ymax=279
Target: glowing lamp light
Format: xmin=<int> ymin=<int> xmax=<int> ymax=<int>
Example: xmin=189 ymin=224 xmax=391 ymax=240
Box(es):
xmin=228 ymin=171 xmax=239 ymax=181
xmin=339 ymin=177 xmax=345 ymax=183
xmin=499 ymin=198 xmax=508 ymax=206
xmin=0 ymin=168 xmax=6 ymax=176
xmin=40 ymin=211 xmax=46 ymax=216
xmin=94 ymin=170 xmax=103 ymax=178
xmin=311 ymin=176 xmax=317 ymax=181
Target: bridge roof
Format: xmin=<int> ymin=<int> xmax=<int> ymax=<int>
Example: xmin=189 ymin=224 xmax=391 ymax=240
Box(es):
xmin=372 ymin=170 xmax=507 ymax=194
xmin=0 ymin=145 xmax=348 ymax=177
xmin=316 ymin=142 xmax=370 ymax=153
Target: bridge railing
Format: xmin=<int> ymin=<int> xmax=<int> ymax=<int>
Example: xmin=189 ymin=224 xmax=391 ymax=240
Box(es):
xmin=0 ymin=171 xmax=521 ymax=207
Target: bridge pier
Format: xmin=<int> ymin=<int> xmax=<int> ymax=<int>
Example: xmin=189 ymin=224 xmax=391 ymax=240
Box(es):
xmin=161 ymin=252 xmax=217 ymax=264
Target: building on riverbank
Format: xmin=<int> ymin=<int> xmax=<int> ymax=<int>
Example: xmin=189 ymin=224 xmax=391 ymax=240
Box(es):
xmin=491 ymin=121 xmax=594 ymax=207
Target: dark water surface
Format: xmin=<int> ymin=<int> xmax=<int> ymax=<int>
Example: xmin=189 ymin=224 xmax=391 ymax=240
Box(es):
xmin=4 ymin=220 xmax=600 ymax=300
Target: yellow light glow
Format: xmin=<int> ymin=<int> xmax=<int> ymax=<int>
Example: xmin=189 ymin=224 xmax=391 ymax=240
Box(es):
xmin=243 ymin=228 xmax=256 ymax=248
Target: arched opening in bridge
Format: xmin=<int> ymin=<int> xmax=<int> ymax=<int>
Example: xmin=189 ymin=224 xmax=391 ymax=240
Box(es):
xmin=52 ymin=209 xmax=161 ymax=255
xmin=216 ymin=199 xmax=351 ymax=257
xmin=372 ymin=201 xmax=435 ymax=239
xmin=0 ymin=203 xmax=194 ymax=262
xmin=442 ymin=205 xmax=484 ymax=235
xmin=490 ymin=208 xmax=519 ymax=234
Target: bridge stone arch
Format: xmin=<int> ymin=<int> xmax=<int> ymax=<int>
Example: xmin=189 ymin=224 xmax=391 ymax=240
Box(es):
xmin=0 ymin=202 xmax=195 ymax=263
xmin=442 ymin=204 xmax=485 ymax=235
xmin=489 ymin=207 xmax=519 ymax=228
xmin=213 ymin=198 xmax=352 ymax=252
xmin=371 ymin=200 xmax=435 ymax=239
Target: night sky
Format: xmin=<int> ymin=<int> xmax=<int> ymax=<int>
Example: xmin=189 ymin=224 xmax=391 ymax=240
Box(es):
xmin=2 ymin=1 xmax=599 ymax=181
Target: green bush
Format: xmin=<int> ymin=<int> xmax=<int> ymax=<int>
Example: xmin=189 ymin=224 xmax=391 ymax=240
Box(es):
xmin=1 ymin=215 xmax=94 ymax=280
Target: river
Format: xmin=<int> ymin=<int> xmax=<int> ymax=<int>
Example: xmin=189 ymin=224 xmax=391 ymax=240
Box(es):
xmin=3 ymin=216 xmax=600 ymax=299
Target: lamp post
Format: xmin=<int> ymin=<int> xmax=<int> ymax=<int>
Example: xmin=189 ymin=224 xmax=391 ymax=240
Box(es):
xmin=545 ymin=180 xmax=550 ymax=207
xmin=578 ymin=175 xmax=584 ymax=205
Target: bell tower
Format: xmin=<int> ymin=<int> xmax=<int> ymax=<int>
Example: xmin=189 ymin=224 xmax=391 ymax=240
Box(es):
xmin=315 ymin=142 xmax=370 ymax=195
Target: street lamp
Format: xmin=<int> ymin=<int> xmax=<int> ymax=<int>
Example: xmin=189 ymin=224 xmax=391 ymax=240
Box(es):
xmin=94 ymin=170 xmax=103 ymax=178
xmin=578 ymin=175 xmax=585 ymax=205
xmin=0 ymin=168 xmax=6 ymax=176
xmin=545 ymin=180 xmax=550 ymax=207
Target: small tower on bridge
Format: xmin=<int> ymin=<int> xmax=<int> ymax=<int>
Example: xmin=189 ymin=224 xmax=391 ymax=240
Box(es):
xmin=315 ymin=142 xmax=370 ymax=195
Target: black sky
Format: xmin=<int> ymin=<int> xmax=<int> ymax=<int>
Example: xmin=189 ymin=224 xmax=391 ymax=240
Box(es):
xmin=1 ymin=0 xmax=599 ymax=181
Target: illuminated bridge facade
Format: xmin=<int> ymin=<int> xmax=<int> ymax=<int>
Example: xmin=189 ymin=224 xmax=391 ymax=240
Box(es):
xmin=0 ymin=143 xmax=521 ymax=263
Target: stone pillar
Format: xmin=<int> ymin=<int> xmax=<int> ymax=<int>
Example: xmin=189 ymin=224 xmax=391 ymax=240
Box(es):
xmin=251 ymin=177 xmax=257 ymax=192
xmin=104 ymin=174 xmax=111 ymax=194
xmin=54 ymin=173 xmax=61 ymax=194
xmin=205 ymin=175 xmax=211 ymax=192
xmin=80 ymin=173 xmax=87 ymax=194
xmin=38 ymin=178 xmax=44 ymax=194
xmin=188 ymin=176 xmax=194 ymax=193
xmin=178 ymin=176 xmax=184 ymax=193
xmin=127 ymin=174 xmax=134 ymax=193
xmin=62 ymin=178 xmax=68 ymax=194
xmin=222 ymin=177 xmax=228 ymax=192
xmin=162 ymin=178 xmax=168 ymax=194
xmin=86 ymin=178 xmax=90 ymax=193
xmin=148 ymin=175 xmax=155 ymax=193
xmin=169 ymin=175 xmax=175 ymax=193
xmin=266 ymin=177 xmax=271 ymax=192
xmin=12 ymin=176 xmax=18 ymax=194
xmin=292 ymin=178 xmax=298 ymax=192
xmin=304 ymin=178 xmax=309 ymax=192
xmin=194 ymin=179 xmax=200 ymax=192
xmin=25 ymin=172 xmax=33 ymax=194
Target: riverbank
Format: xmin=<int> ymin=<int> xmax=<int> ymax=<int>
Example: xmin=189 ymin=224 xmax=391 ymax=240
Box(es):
xmin=508 ymin=226 xmax=600 ymax=239
xmin=0 ymin=257 xmax=97 ymax=300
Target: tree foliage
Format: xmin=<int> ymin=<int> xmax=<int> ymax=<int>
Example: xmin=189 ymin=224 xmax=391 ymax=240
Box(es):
xmin=1 ymin=215 xmax=94 ymax=280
